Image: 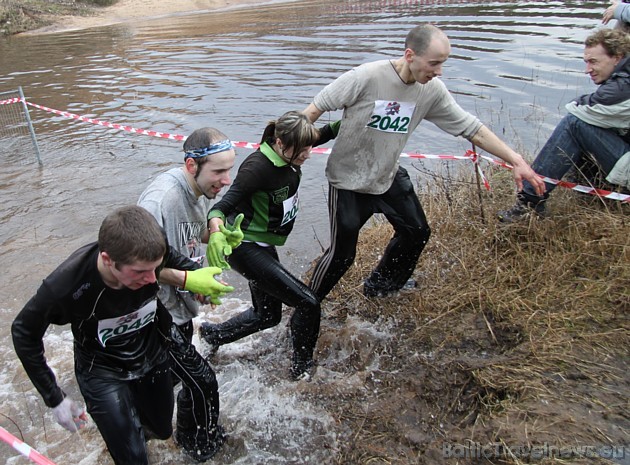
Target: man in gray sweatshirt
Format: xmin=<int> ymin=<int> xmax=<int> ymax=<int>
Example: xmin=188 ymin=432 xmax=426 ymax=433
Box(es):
xmin=302 ymin=23 xmax=544 ymax=301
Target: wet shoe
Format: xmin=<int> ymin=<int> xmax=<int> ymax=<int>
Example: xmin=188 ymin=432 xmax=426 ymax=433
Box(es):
xmin=497 ymin=201 xmax=546 ymax=223
xmin=363 ymin=285 xmax=389 ymax=298
xmin=290 ymin=358 xmax=315 ymax=381
xmin=363 ymin=278 xmax=417 ymax=298
xmin=199 ymin=323 xmax=220 ymax=354
xmin=175 ymin=425 xmax=227 ymax=462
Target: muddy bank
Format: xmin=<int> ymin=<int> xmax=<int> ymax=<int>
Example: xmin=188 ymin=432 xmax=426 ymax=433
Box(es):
xmin=0 ymin=0 xmax=278 ymax=35
xmin=306 ymin=176 xmax=629 ymax=464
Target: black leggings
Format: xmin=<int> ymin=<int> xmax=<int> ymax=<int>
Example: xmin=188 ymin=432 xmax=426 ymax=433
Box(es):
xmin=213 ymin=241 xmax=320 ymax=363
xmin=169 ymin=322 xmax=220 ymax=448
xmin=76 ymin=358 xmax=174 ymax=465
xmin=310 ymin=166 xmax=431 ymax=299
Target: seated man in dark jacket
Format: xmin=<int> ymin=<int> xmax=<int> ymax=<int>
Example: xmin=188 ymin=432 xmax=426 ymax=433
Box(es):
xmin=499 ymin=28 xmax=630 ymax=222
xmin=11 ymin=205 xmax=231 ymax=465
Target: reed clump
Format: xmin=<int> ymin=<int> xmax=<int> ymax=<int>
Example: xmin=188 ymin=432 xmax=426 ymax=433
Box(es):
xmin=316 ymin=166 xmax=628 ymax=464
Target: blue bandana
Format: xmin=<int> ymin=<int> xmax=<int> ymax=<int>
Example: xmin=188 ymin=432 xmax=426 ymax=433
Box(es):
xmin=184 ymin=139 xmax=234 ymax=159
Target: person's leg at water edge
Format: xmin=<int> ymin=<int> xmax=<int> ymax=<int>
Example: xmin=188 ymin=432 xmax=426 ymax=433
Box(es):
xmin=363 ymin=166 xmax=431 ymax=297
xmin=201 ymin=242 xmax=320 ymax=379
xmin=308 ymin=184 xmax=375 ymax=301
xmin=200 ymin=243 xmax=284 ymax=347
xmin=499 ymin=114 xmax=629 ymax=222
xmin=76 ymin=359 xmax=174 ymax=465
xmin=169 ymin=322 xmax=225 ymax=462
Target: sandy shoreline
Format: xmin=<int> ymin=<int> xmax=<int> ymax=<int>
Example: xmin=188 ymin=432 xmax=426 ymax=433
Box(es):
xmin=31 ymin=0 xmax=280 ymax=34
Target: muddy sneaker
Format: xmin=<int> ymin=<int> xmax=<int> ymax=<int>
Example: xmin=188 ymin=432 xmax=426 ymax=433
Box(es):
xmin=363 ymin=279 xmax=416 ymax=298
xmin=199 ymin=323 xmax=220 ymax=354
xmin=497 ymin=201 xmax=546 ymax=223
xmin=363 ymin=284 xmax=389 ymax=298
xmin=175 ymin=425 xmax=227 ymax=462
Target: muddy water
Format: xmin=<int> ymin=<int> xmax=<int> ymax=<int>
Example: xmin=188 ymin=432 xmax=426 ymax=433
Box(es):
xmin=0 ymin=0 xmax=604 ymax=463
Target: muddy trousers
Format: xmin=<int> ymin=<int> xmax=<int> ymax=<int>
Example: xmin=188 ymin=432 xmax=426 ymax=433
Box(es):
xmin=169 ymin=322 xmax=221 ymax=456
xmin=215 ymin=242 xmax=321 ymax=365
xmin=309 ymin=166 xmax=431 ymax=300
xmin=76 ymin=358 xmax=174 ymax=465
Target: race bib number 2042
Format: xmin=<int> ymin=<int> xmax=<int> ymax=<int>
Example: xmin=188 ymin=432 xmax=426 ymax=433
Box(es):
xmin=366 ymin=100 xmax=414 ymax=133
xmin=97 ymin=300 xmax=157 ymax=347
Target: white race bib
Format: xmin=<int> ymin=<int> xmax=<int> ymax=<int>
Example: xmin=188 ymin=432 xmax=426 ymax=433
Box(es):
xmin=366 ymin=100 xmax=414 ymax=133
xmin=280 ymin=192 xmax=299 ymax=226
xmin=97 ymin=300 xmax=157 ymax=347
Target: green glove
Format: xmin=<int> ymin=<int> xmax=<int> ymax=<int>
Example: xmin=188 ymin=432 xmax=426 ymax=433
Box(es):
xmin=207 ymin=231 xmax=231 ymax=269
xmin=183 ymin=267 xmax=234 ymax=305
xmin=206 ymin=214 xmax=244 ymax=269
xmin=220 ymin=213 xmax=244 ymax=249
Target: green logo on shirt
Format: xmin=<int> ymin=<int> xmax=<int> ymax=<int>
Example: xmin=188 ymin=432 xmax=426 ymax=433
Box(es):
xmin=272 ymin=186 xmax=289 ymax=204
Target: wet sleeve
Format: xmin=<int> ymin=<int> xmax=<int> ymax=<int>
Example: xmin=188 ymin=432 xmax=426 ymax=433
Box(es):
xmin=424 ymin=80 xmax=482 ymax=139
xmin=11 ymin=285 xmax=66 ymax=408
xmin=209 ymin=154 xmax=264 ymax=220
xmin=615 ymin=3 xmax=630 ymax=24
xmin=313 ymin=67 xmax=362 ymax=112
xmin=162 ymin=246 xmax=201 ymax=272
xmin=314 ymin=120 xmax=341 ymax=147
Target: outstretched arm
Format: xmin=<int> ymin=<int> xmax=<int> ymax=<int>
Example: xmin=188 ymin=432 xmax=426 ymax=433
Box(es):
xmin=470 ymin=125 xmax=546 ymax=196
xmin=303 ymin=103 xmax=325 ymax=123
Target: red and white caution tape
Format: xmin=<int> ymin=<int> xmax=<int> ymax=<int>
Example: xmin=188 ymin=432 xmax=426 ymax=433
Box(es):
xmin=24 ymin=101 xmax=185 ymax=142
xmin=478 ymin=154 xmax=629 ymax=203
xmin=4 ymin=98 xmax=628 ymax=202
xmin=539 ymin=175 xmax=630 ymax=201
xmin=0 ymin=97 xmax=21 ymax=105
xmin=231 ymin=140 xmax=477 ymax=160
xmin=0 ymin=427 xmax=58 ymax=465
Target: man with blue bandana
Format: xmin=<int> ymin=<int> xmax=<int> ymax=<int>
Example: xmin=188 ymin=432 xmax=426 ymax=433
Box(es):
xmin=138 ymin=128 xmax=236 ymax=462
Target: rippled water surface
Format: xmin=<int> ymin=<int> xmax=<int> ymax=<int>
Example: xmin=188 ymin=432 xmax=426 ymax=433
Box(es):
xmin=0 ymin=0 xmax=605 ymax=463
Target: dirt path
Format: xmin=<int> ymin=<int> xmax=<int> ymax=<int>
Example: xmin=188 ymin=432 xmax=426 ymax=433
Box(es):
xmin=28 ymin=0 xmax=277 ymax=34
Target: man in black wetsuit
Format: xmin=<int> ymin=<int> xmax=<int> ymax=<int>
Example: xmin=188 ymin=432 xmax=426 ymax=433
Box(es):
xmin=11 ymin=205 xmax=232 ymax=465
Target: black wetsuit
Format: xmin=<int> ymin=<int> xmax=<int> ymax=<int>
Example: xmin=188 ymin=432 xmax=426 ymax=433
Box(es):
xmin=206 ymin=140 xmax=324 ymax=374
xmin=11 ymin=242 xmax=196 ymax=465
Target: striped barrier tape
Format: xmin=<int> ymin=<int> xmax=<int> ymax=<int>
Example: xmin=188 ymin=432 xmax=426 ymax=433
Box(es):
xmin=0 ymin=426 xmax=58 ymax=465
xmin=477 ymin=154 xmax=630 ymax=202
xmin=4 ymin=98 xmax=628 ymax=202
xmin=24 ymin=101 xmax=185 ymax=142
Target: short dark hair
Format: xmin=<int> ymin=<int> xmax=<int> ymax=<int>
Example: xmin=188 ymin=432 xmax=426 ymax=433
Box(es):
xmin=98 ymin=206 xmax=166 ymax=265
xmin=405 ymin=24 xmax=441 ymax=55
xmin=585 ymin=28 xmax=630 ymax=57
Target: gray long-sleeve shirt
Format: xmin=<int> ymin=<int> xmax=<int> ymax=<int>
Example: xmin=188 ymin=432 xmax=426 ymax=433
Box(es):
xmin=138 ymin=167 xmax=211 ymax=325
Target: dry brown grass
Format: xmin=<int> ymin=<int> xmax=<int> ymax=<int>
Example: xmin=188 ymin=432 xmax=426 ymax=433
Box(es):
xmin=311 ymin=165 xmax=629 ymax=464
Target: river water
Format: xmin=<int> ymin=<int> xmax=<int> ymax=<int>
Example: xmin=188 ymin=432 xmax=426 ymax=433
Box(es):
xmin=0 ymin=0 xmax=606 ymax=463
